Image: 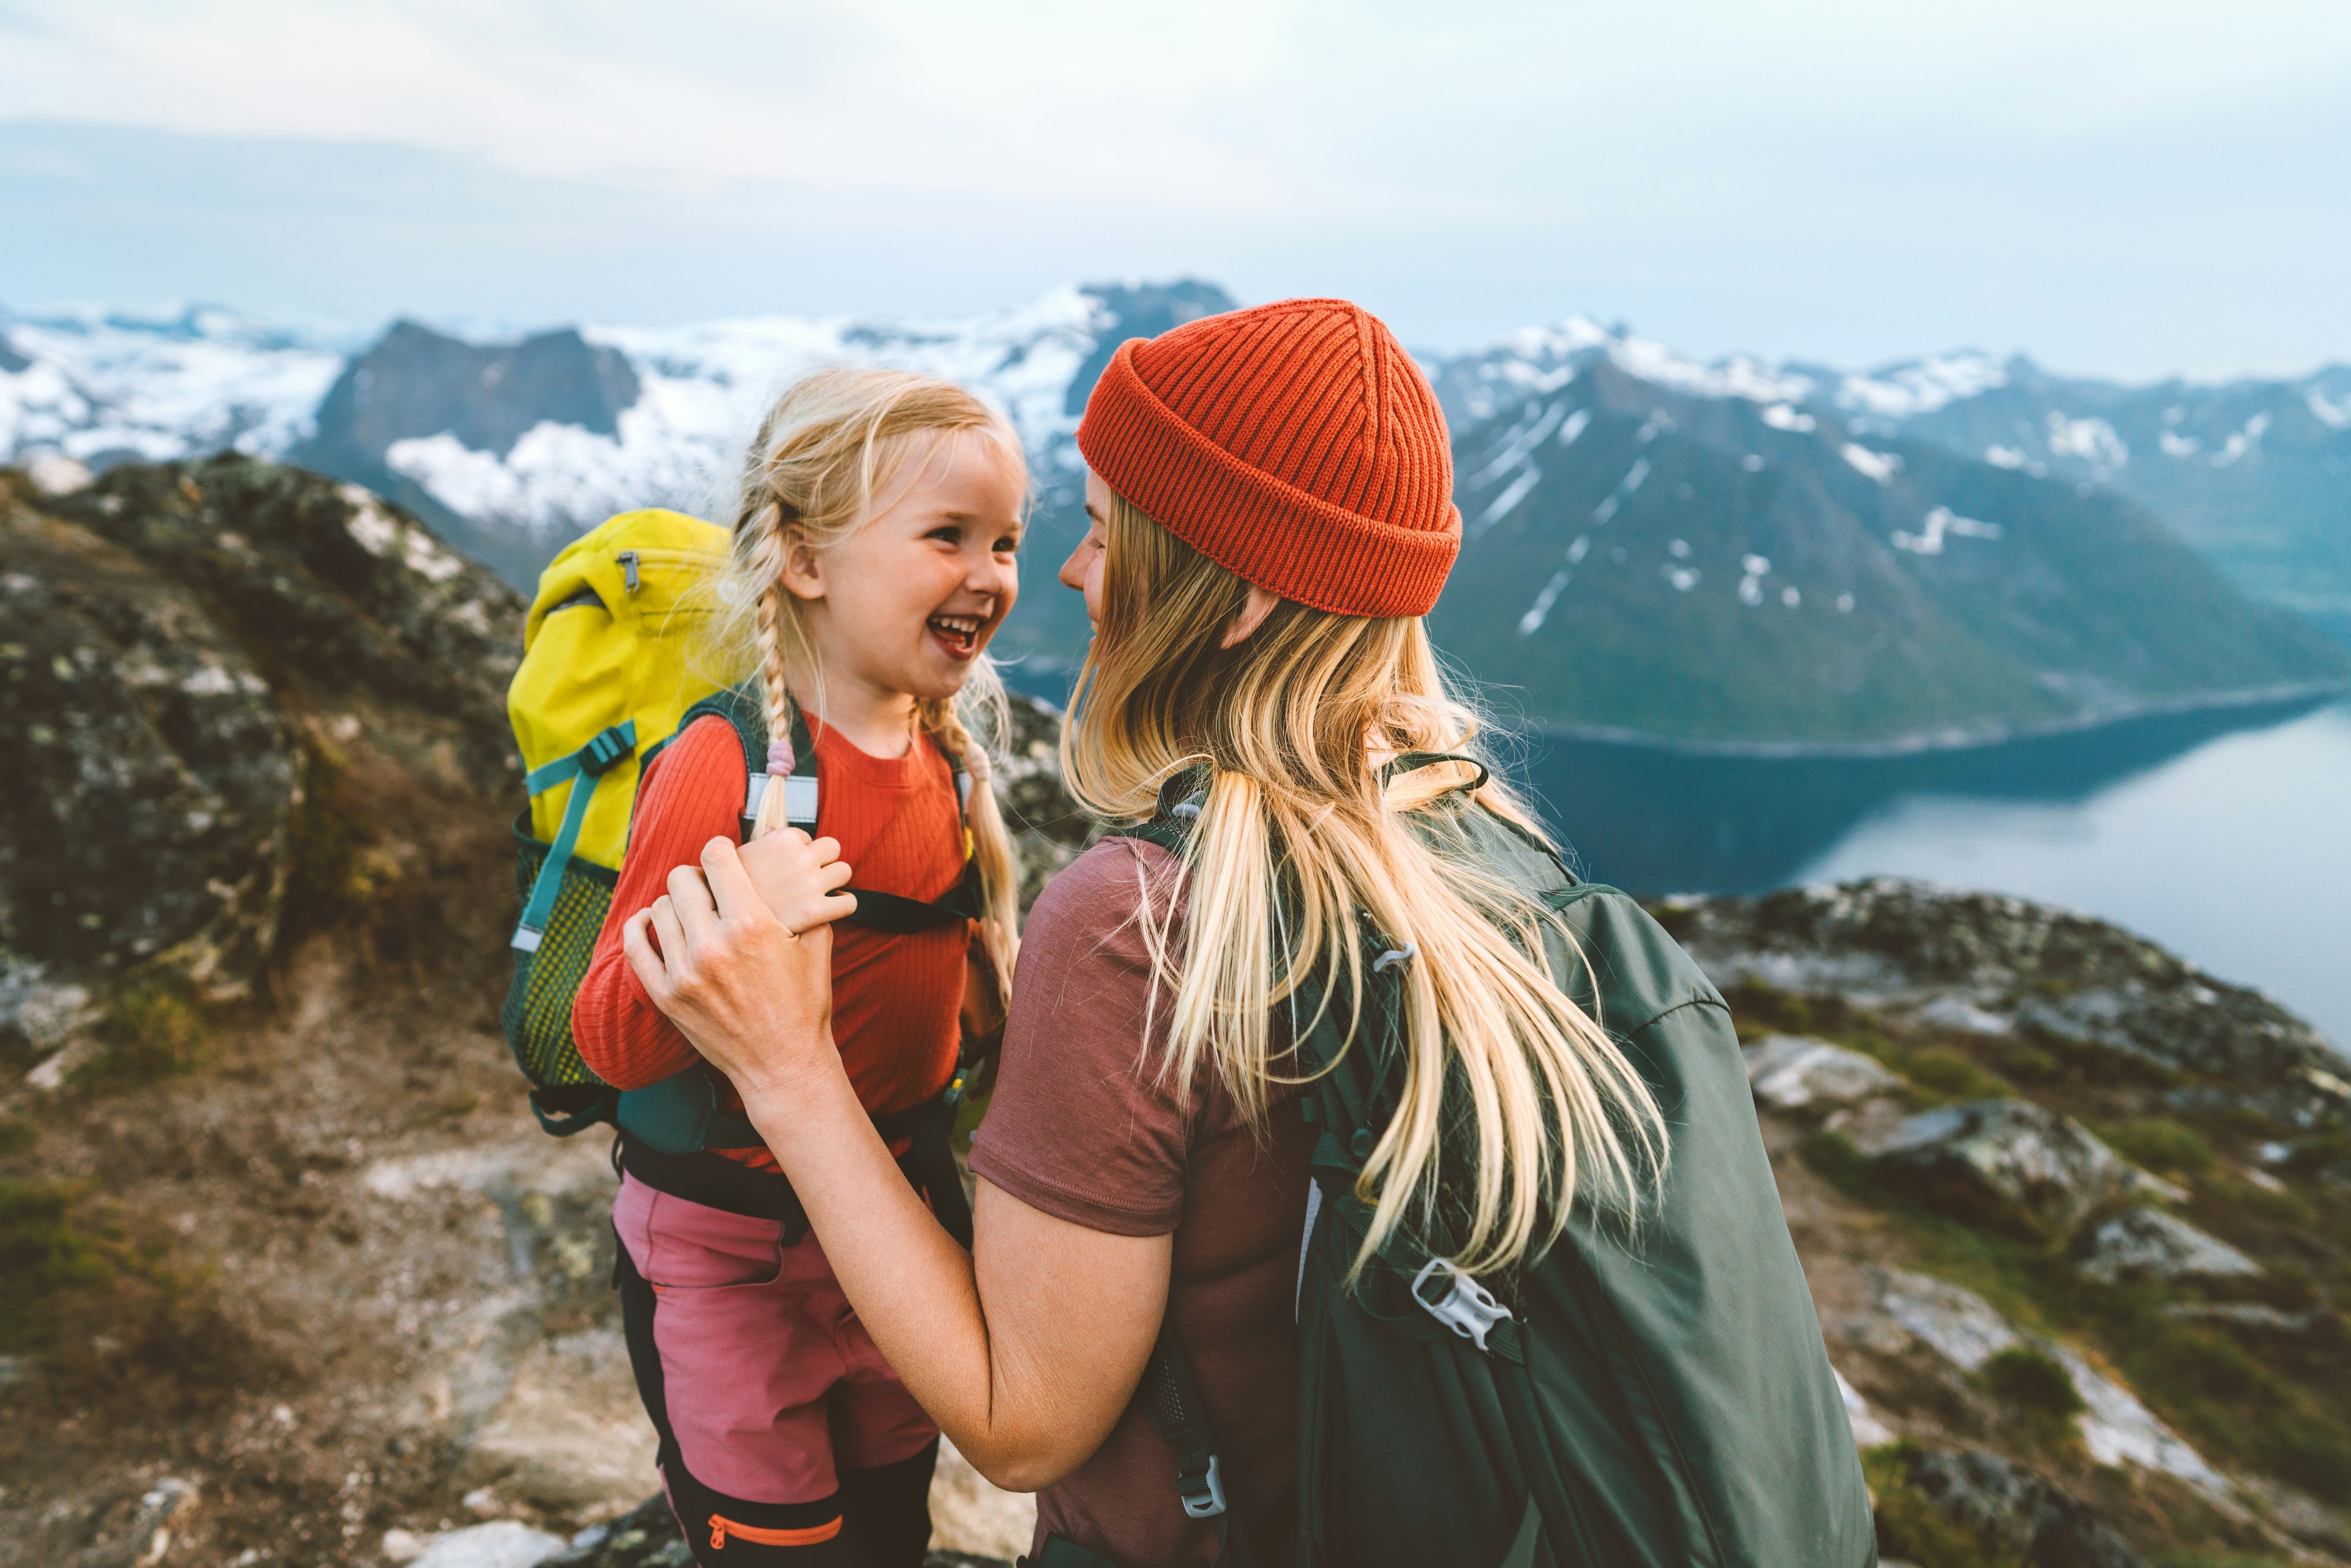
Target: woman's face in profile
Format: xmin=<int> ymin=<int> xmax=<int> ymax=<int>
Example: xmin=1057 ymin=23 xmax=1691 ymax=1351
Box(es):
xmin=1061 ymin=468 xmax=1111 ymax=629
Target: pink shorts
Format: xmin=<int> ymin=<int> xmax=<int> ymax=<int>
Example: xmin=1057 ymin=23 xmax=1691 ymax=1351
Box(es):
xmin=613 ymin=1171 xmax=938 ymax=1504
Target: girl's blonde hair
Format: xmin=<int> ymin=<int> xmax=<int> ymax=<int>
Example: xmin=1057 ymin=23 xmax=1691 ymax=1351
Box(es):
xmin=711 ymin=366 xmax=1022 ymax=993
xmin=1062 ymin=493 xmax=1665 ymax=1277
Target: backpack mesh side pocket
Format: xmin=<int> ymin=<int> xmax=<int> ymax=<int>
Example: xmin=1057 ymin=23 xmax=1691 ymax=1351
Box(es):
xmin=500 ymin=813 xmax=618 ymax=1093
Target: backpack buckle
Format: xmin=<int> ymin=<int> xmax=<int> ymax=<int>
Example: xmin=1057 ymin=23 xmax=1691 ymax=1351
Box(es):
xmin=579 ymin=724 xmax=636 ymax=777
xmin=1176 ymin=1454 xmax=1226 ymax=1520
xmin=1410 ymin=1257 xmax=1512 ymax=1354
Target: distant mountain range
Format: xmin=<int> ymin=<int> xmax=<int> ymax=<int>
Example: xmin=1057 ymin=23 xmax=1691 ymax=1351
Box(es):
xmin=4 ymin=285 xmax=2344 ymax=745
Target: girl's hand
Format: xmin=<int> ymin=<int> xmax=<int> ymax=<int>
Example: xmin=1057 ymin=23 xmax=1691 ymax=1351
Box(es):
xmin=621 ymin=838 xmax=839 ymax=1100
xmin=740 ymin=825 xmax=858 ymax=935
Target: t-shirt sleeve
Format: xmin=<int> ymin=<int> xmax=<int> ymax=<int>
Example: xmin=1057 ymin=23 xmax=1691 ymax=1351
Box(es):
xmin=571 ymin=716 xmax=746 ymax=1090
xmin=968 ymin=838 xmax=1195 ymax=1237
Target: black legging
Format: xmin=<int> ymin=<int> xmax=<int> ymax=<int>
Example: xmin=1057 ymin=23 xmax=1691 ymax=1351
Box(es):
xmin=613 ymin=1231 xmax=939 ymax=1566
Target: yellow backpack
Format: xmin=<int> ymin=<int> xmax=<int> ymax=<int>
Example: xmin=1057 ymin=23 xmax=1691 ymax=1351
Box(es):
xmin=499 ymin=508 xmax=733 ymax=1132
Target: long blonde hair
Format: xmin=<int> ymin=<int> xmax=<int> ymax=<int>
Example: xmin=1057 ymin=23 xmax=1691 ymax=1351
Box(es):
xmin=711 ymin=366 xmax=1022 ymax=991
xmin=1062 ymin=493 xmax=1665 ymax=1277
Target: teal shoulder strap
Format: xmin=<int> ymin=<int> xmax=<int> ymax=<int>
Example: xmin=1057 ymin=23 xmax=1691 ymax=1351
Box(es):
xmin=511 ymin=720 xmax=638 ymax=953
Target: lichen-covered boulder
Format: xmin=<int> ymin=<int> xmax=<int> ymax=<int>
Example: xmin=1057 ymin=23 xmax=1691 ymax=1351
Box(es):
xmin=1 ymin=458 xmax=525 ymax=1059
xmin=1865 ymin=1099 xmax=2140 ymax=1239
xmin=3 ymin=484 xmax=299 ymax=1022
xmin=1744 ymin=1033 xmax=1902 ymax=1112
xmin=2076 ymin=1206 xmax=2262 ymax=1286
xmin=1897 ymin=1446 xmax=2147 ymax=1568
xmin=1665 ymin=878 xmax=2350 ymax=1128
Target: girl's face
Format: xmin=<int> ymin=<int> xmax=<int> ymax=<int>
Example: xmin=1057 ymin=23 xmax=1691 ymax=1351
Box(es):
xmin=786 ymin=427 xmax=1026 ymax=704
xmin=1062 ymin=468 xmax=1111 ymax=627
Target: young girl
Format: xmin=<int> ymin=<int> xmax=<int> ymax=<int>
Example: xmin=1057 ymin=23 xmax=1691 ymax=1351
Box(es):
xmin=572 ymin=367 xmax=1026 ymax=1567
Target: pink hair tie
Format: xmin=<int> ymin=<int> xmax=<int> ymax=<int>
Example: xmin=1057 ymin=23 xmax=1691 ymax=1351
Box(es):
xmin=766 ymin=740 xmax=795 ymax=776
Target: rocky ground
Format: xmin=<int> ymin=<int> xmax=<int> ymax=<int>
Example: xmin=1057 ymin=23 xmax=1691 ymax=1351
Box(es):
xmin=5 ymin=459 xmax=2349 ymax=1568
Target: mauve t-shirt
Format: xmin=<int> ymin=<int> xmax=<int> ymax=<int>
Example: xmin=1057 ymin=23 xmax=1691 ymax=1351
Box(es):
xmin=969 ymin=838 xmax=1311 ymax=1568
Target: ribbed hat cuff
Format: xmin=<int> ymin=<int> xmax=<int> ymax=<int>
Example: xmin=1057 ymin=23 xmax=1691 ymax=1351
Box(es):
xmin=1076 ymin=343 xmax=1460 ymax=619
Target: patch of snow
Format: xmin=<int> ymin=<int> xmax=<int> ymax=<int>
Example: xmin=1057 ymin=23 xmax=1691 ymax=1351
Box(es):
xmin=1742 ymin=452 xmax=1763 ymax=471
xmin=1835 ymin=352 xmax=2009 ymax=418
xmin=1517 ymin=569 xmax=1572 ymax=637
xmin=1591 ymin=457 xmax=1650 ymax=523
xmin=2046 ymin=411 xmax=2128 ymax=470
xmin=1467 ymin=400 xmax=1567 ymax=488
xmin=1663 ymin=563 xmax=1700 ymax=591
xmin=1780 ymin=584 xmax=1801 ymax=607
xmin=1471 ymin=465 xmax=1542 ymax=538
xmin=1891 ymin=506 xmax=2000 ymax=556
xmin=1517 ymin=535 xmax=1591 ymax=636
xmin=1760 ymin=403 xmax=1816 ymax=433
xmin=1556 ymin=407 xmax=1592 ymax=446
xmin=2210 ymin=410 xmax=2271 ymax=468
xmin=1453 ymin=316 xmax=1812 ymax=413
xmin=1984 ymin=445 xmax=2030 ymax=470
xmin=1837 ymin=592 xmax=1855 ymax=612
xmin=2159 ymin=430 xmax=2202 ymax=458
xmin=1840 ymin=444 xmax=1903 ymax=484
xmin=2308 ymin=386 xmax=2351 ymax=429
xmin=0 ymin=307 xmax=340 ymax=467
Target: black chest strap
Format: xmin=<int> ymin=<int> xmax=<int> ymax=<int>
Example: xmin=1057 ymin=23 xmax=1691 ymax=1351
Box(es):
xmin=658 ymin=685 xmax=983 ymax=932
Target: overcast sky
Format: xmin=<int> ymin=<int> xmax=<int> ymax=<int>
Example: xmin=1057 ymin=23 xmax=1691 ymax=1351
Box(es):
xmin=4 ymin=1 xmax=2349 ymax=379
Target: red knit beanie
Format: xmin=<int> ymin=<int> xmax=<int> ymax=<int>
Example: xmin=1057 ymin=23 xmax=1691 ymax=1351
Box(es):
xmin=1074 ymin=298 xmax=1460 ymax=618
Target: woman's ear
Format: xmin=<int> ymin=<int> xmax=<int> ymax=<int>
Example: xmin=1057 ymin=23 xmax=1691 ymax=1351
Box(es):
xmin=1220 ymin=583 xmax=1281 ymax=649
xmin=776 ymin=526 xmax=826 ymax=602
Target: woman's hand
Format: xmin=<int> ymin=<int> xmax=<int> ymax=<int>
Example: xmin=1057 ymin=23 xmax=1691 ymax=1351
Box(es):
xmin=620 ymin=836 xmax=843 ymax=1101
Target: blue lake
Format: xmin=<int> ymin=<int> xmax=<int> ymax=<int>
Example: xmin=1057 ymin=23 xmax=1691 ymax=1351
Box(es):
xmin=1517 ymin=698 xmax=2351 ymax=1053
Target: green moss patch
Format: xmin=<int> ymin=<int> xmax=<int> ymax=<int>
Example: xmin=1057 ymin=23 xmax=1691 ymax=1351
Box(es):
xmin=1863 ymin=1442 xmax=2025 ymax=1568
xmin=77 ymin=975 xmax=215 ymax=1087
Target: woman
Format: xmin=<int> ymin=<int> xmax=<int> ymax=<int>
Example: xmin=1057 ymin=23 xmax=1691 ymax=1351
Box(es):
xmin=625 ymin=299 xmax=1874 ymax=1567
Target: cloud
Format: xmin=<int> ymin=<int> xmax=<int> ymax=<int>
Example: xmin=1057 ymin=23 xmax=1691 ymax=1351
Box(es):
xmin=2 ymin=1 xmax=2349 ymax=377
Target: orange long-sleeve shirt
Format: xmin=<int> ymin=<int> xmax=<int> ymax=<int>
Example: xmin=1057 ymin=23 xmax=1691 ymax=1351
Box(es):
xmin=572 ymin=713 xmax=972 ymax=1170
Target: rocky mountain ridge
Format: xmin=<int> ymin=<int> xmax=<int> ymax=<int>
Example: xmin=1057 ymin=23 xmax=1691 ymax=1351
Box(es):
xmin=4 ymin=288 xmax=2344 ymax=744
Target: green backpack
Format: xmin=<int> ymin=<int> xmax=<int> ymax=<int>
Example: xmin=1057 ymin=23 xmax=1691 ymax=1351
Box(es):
xmin=1040 ymin=762 xmax=1875 ymax=1568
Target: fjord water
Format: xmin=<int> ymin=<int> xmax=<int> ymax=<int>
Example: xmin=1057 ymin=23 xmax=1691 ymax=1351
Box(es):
xmin=1521 ymin=697 xmax=2351 ymax=1052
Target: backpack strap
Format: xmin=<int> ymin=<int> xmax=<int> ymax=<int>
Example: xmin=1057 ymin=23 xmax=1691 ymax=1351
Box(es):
xmin=1137 ymin=1330 xmax=1254 ymax=1568
xmin=511 ymin=719 xmax=639 ymax=953
xmin=672 ymin=683 xmax=984 ymax=932
xmin=621 ymin=683 xmax=988 ymax=1158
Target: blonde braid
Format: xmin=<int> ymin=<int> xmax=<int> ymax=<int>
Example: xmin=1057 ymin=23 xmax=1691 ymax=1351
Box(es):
xmin=918 ymin=689 xmax=1021 ymax=1004
xmin=743 ymin=497 xmax=800 ymax=839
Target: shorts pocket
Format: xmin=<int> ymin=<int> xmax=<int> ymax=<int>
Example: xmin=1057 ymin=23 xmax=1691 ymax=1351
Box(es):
xmin=637 ymin=1188 xmax=789 ymax=1292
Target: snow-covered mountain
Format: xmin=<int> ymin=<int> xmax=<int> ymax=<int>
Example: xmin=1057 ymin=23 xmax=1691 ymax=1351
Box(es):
xmin=5 ymin=284 xmax=2344 ymax=743
xmin=0 ymin=282 xmax=1231 ymax=595
xmin=1820 ymin=353 xmax=2351 ymax=644
xmin=1430 ymin=325 xmax=2344 ymax=742
xmin=0 ymin=305 xmax=343 ymax=470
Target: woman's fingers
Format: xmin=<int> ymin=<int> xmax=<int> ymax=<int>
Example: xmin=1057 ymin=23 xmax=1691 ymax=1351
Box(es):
xmin=620 ymin=907 xmax=667 ymax=998
xmin=666 ymin=861 xmax=719 ymax=939
xmin=699 ymin=836 xmax=765 ymax=925
xmin=820 ymin=857 xmax=854 ymax=893
xmin=809 ymin=835 xmax=843 ymax=867
xmin=650 ymin=894 xmax=688 ymax=966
